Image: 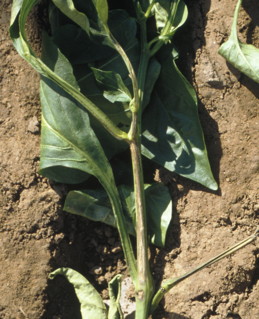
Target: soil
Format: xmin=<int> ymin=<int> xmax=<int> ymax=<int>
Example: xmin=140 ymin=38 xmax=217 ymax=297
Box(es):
xmin=0 ymin=0 xmax=258 ymax=319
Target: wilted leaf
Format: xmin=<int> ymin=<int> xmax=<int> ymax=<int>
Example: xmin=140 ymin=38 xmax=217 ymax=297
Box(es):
xmin=218 ymin=0 xmax=259 ymax=83
xmin=64 ymin=183 xmax=172 ymax=247
xmin=108 ymin=275 xmax=123 ymax=319
xmin=49 ymin=267 xmax=107 ymax=319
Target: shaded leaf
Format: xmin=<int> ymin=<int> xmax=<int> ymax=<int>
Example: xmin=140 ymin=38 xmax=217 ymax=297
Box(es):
xmin=64 ymin=183 xmax=172 ymax=247
xmin=49 ymin=267 xmax=107 ymax=319
xmin=64 ymin=189 xmax=131 ymax=230
xmin=51 ymin=0 xmax=90 ymax=34
xmin=142 ymin=50 xmax=218 ymax=190
xmin=108 ymin=275 xmax=123 ymax=319
xmin=218 ymin=0 xmax=259 ymax=83
xmin=39 ymin=34 xmax=114 ymax=187
xmin=91 ymin=68 xmax=132 ymax=103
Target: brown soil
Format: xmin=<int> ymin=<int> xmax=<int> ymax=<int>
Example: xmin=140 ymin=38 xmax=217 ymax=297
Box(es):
xmin=0 ymin=0 xmax=258 ymax=318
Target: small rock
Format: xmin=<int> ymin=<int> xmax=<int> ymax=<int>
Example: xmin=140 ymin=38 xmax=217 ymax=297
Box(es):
xmin=90 ymin=266 xmax=103 ymax=275
xmin=111 ymin=244 xmax=122 ymax=254
xmin=27 ymin=116 xmax=39 ymax=134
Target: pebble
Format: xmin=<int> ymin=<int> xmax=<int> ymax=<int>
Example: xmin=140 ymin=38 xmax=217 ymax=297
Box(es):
xmin=91 ymin=266 xmax=103 ymax=275
xmin=27 ymin=116 xmax=39 ymax=134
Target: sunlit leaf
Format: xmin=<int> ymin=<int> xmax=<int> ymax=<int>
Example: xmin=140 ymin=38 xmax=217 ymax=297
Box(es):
xmin=153 ymin=0 xmax=188 ymax=36
xmin=218 ymin=0 xmax=259 ymax=83
xmin=142 ymin=50 xmax=218 ymax=190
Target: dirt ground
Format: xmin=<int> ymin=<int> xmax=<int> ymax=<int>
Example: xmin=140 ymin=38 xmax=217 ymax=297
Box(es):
xmin=0 ymin=0 xmax=258 ymax=318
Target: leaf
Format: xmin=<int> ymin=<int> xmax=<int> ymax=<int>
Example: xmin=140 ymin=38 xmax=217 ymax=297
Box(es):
xmin=10 ymin=0 xmax=127 ymax=143
xmin=218 ymin=0 xmax=259 ymax=83
xmin=108 ymin=275 xmax=123 ymax=319
xmin=91 ymin=68 xmax=132 ymax=103
xmin=142 ymin=50 xmax=218 ymax=190
xmin=64 ymin=188 xmax=133 ymax=231
xmin=52 ymin=0 xmax=110 ymax=42
xmin=64 ymin=183 xmax=172 ymax=247
xmin=49 ymin=268 xmax=107 ymax=319
xmin=92 ymin=0 xmax=109 ymax=26
xmin=51 ymin=0 xmax=90 ymax=34
xmin=48 ymin=9 xmax=139 ymax=160
xmin=153 ymin=0 xmax=188 ymax=36
xmin=143 ymin=58 xmax=161 ymax=109
xmin=39 ymin=34 xmax=114 ymax=188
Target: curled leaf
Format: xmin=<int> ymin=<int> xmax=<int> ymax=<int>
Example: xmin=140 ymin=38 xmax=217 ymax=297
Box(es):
xmin=64 ymin=183 xmax=173 ymax=247
xmin=49 ymin=267 xmax=107 ymax=319
xmin=218 ymin=0 xmax=259 ymax=83
xmin=108 ymin=275 xmax=123 ymax=319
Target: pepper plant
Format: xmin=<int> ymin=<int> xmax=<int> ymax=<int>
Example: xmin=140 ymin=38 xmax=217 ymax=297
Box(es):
xmin=10 ymin=0 xmax=258 ymax=318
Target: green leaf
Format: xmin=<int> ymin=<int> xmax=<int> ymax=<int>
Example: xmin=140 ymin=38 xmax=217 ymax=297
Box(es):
xmin=48 ymin=9 xmax=139 ymax=159
xmin=91 ymin=68 xmax=132 ymax=103
xmin=49 ymin=268 xmax=107 ymax=319
xmin=142 ymin=50 xmax=218 ymax=190
xmin=143 ymin=58 xmax=161 ymax=108
xmin=218 ymin=0 xmax=259 ymax=83
xmin=108 ymin=275 xmax=123 ymax=319
xmin=51 ymin=0 xmax=90 ymax=34
xmin=153 ymin=0 xmax=188 ymax=36
xmin=39 ymin=34 xmax=114 ymax=188
xmin=92 ymin=0 xmax=109 ymax=26
xmin=64 ymin=188 xmax=133 ymax=230
xmin=64 ymin=183 xmax=172 ymax=247
xmin=10 ymin=0 xmax=128 ymax=142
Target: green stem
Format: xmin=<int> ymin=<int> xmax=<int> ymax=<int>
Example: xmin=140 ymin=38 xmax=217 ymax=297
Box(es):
xmin=130 ymin=18 xmax=154 ymax=319
xmin=144 ymin=0 xmax=156 ymax=19
xmin=231 ymin=0 xmax=243 ymax=39
xmin=110 ymin=13 xmax=154 ymax=318
xmin=38 ymin=59 xmax=129 ymax=141
xmin=107 ymin=184 xmax=137 ymax=282
xmin=150 ymin=228 xmax=259 ymax=314
xmin=109 ymin=32 xmax=140 ymax=114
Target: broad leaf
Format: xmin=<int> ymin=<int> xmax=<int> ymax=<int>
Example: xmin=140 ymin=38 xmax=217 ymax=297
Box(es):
xmin=40 ymin=34 xmax=114 ymax=188
xmin=64 ymin=188 xmax=133 ymax=231
xmin=49 ymin=268 xmax=107 ymax=319
xmin=64 ymin=183 xmax=172 ymax=247
xmin=108 ymin=275 xmax=123 ymax=319
xmin=92 ymin=0 xmax=109 ymax=26
xmin=218 ymin=0 xmax=259 ymax=83
xmin=51 ymin=0 xmax=90 ymax=34
xmin=91 ymin=68 xmax=132 ymax=103
xmin=52 ymin=0 xmax=110 ymax=42
xmin=142 ymin=50 xmax=218 ymax=190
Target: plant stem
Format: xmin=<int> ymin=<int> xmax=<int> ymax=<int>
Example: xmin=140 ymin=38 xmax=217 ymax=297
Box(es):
xmin=150 ymin=228 xmax=259 ymax=314
xmin=130 ymin=139 xmax=153 ymax=319
xmin=110 ymin=12 xmax=154 ymax=318
xmin=130 ymin=17 xmax=154 ymax=319
xmin=107 ymin=185 xmax=137 ymax=282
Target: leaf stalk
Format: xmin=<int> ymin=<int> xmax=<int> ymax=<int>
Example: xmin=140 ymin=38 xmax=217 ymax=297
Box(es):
xmin=150 ymin=228 xmax=259 ymax=314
